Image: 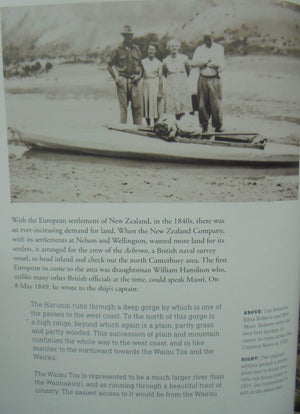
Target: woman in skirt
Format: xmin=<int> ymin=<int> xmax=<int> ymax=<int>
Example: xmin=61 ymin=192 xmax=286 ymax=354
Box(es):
xmin=141 ymin=44 xmax=163 ymax=126
xmin=162 ymin=38 xmax=191 ymax=120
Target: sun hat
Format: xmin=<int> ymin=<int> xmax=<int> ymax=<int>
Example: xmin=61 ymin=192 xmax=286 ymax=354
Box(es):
xmin=121 ymin=25 xmax=134 ymax=35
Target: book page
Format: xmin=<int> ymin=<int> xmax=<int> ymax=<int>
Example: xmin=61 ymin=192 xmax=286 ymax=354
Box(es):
xmin=0 ymin=0 xmax=299 ymax=413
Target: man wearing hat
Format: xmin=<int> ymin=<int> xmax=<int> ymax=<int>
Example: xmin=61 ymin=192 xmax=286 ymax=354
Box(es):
xmin=107 ymin=25 xmax=143 ymax=125
xmin=192 ymin=34 xmax=225 ymax=133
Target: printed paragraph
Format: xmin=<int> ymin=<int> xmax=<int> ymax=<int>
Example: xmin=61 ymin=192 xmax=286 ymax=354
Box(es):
xmin=11 ymin=215 xmax=227 ymax=293
xmin=33 ymin=369 xmax=224 ymax=398
xmin=30 ymin=301 xmax=222 ymax=361
xmin=240 ymin=306 xmax=291 ymax=395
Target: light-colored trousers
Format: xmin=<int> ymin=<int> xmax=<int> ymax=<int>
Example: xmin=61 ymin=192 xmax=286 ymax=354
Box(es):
xmin=117 ymin=76 xmax=142 ymax=125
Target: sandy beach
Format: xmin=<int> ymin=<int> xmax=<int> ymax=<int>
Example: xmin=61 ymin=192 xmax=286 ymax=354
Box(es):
xmin=5 ymin=55 xmax=300 ymax=203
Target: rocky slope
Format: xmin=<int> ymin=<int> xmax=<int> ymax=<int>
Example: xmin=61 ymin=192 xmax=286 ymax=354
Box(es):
xmin=1 ymin=0 xmax=299 ymax=62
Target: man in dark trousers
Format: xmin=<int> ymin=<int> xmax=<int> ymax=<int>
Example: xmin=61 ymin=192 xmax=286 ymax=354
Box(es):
xmin=192 ymin=34 xmax=225 ymax=133
xmin=107 ymin=25 xmax=143 ymax=125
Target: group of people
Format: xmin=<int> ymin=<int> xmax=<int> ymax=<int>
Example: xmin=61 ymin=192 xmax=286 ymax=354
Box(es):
xmin=107 ymin=25 xmax=225 ymax=133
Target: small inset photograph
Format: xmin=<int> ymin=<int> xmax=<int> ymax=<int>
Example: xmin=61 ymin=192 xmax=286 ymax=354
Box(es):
xmin=2 ymin=0 xmax=299 ymax=203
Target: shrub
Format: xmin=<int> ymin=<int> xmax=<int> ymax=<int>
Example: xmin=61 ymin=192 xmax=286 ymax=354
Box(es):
xmin=45 ymin=61 xmax=53 ymax=72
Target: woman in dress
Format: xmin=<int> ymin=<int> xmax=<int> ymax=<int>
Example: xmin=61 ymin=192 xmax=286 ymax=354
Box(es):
xmin=162 ymin=38 xmax=191 ymax=120
xmin=141 ymin=44 xmax=163 ymax=126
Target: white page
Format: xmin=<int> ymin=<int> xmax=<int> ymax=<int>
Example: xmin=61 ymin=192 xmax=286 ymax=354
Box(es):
xmin=0 ymin=1 xmax=299 ymax=413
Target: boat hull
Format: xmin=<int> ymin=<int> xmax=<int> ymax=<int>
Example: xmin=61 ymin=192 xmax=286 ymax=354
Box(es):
xmin=19 ymin=128 xmax=299 ymax=167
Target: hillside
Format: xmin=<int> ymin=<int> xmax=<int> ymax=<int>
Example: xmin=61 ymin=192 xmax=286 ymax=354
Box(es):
xmin=1 ymin=0 xmax=213 ymax=60
xmin=176 ymin=1 xmax=300 ymax=55
xmin=1 ymin=0 xmax=300 ymax=65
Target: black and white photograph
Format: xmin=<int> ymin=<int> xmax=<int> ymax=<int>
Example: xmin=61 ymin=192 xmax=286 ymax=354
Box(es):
xmin=2 ymin=0 xmax=299 ymax=203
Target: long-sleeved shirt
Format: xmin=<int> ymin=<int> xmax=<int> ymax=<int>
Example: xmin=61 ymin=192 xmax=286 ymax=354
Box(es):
xmin=107 ymin=43 xmax=142 ymax=76
xmin=192 ymin=42 xmax=225 ymax=78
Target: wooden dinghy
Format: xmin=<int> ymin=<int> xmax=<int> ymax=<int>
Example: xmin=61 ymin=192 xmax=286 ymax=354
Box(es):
xmin=19 ymin=125 xmax=299 ymax=167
